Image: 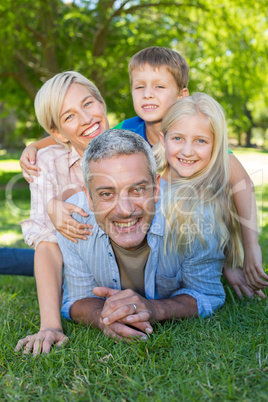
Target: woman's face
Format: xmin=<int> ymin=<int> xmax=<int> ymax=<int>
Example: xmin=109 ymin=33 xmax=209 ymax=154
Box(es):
xmin=52 ymin=83 xmax=109 ymax=156
xmin=161 ymin=114 xmax=214 ymax=178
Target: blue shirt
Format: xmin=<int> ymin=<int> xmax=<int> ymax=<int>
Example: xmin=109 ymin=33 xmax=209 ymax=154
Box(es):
xmin=113 ymin=117 xmax=149 ymax=145
xmin=58 ymin=189 xmax=226 ymax=320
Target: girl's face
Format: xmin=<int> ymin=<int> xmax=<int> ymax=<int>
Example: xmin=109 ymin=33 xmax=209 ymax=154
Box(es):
xmin=52 ymin=83 xmax=109 ymax=156
xmin=161 ymin=114 xmax=214 ymax=179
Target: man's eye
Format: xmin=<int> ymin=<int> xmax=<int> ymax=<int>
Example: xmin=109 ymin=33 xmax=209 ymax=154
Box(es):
xmin=100 ymin=192 xmax=114 ymax=199
xmin=131 ymin=186 xmax=146 ymax=195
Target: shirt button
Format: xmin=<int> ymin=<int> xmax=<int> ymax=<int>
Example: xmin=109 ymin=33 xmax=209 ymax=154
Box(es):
xmin=108 ymin=252 xmax=112 ymax=257
xmin=113 ymin=279 xmax=117 ymax=283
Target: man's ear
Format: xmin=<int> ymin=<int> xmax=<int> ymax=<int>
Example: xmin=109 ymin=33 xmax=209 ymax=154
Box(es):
xmin=50 ymin=129 xmax=69 ymax=144
xmin=83 ymin=185 xmax=94 ymax=212
xmin=159 ymin=131 xmax=165 ymax=148
xmin=154 ymin=174 xmax=161 ymax=204
xmin=178 ymin=88 xmax=189 ymax=99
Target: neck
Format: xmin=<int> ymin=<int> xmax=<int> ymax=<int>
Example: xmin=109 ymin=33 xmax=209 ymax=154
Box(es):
xmin=145 ymin=121 xmax=162 ymax=146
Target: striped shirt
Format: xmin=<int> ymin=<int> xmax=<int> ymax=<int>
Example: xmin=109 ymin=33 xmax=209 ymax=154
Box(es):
xmin=58 ymin=190 xmax=226 ymax=320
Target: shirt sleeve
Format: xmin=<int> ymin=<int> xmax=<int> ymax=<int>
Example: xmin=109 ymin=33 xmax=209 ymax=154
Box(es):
xmin=171 ymin=223 xmax=226 ymax=317
xmin=58 ymin=236 xmax=102 ymax=320
xmin=20 ymin=156 xmax=59 ymax=249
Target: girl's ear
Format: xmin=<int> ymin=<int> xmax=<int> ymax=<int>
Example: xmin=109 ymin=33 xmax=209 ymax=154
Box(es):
xmin=159 ymin=132 xmax=165 ymax=147
xmin=50 ymin=129 xmax=69 ymax=144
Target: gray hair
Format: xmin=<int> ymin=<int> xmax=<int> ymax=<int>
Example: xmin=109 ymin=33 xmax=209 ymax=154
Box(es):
xmin=82 ymin=129 xmax=157 ymax=195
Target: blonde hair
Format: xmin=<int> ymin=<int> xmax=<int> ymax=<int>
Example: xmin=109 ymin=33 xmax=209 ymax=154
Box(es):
xmin=34 ymin=71 xmax=106 ymax=145
xmin=128 ymin=46 xmax=189 ymax=92
xmin=153 ymin=93 xmax=243 ymax=268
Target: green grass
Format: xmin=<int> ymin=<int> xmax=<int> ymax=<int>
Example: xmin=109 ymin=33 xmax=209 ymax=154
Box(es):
xmin=0 ymin=150 xmax=267 ymax=401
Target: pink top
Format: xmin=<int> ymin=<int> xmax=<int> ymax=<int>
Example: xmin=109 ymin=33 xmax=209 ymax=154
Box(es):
xmin=21 ymin=145 xmax=84 ymax=248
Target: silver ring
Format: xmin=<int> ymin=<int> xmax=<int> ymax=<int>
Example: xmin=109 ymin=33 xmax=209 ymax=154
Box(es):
xmin=133 ymin=304 xmax=137 ymax=314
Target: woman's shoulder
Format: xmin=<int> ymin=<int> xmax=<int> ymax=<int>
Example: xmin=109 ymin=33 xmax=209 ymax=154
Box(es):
xmin=36 ymin=144 xmax=70 ymax=162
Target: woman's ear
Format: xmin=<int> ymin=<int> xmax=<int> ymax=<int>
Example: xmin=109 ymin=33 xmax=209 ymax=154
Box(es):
xmin=50 ymin=129 xmax=69 ymax=144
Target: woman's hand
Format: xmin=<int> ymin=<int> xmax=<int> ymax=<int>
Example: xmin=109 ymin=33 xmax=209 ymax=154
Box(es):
xmin=15 ymin=329 xmax=69 ymax=356
xmin=47 ymin=197 xmax=93 ymax=242
xmin=243 ymin=244 xmax=268 ymax=289
xmin=20 ymin=145 xmax=40 ymax=183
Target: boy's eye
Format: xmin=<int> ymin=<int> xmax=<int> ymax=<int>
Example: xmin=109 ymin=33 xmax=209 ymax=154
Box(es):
xmin=84 ymin=100 xmax=93 ymax=107
xmin=156 ymin=85 xmax=164 ymax=88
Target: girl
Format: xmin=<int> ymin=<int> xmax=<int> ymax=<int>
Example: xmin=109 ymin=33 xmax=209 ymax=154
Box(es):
xmin=154 ymin=92 xmax=260 ymax=286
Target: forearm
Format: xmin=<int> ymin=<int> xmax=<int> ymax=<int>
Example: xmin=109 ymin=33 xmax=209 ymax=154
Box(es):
xmin=70 ymin=297 xmax=105 ymax=328
xmin=34 ymin=242 xmax=63 ymax=331
xmin=31 ymin=136 xmax=57 ymax=150
xmin=148 ymin=294 xmax=198 ymax=322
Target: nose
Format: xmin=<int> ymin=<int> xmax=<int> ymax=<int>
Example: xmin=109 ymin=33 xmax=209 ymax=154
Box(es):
xmin=115 ymin=193 xmax=136 ymax=217
xmin=79 ymin=109 xmax=93 ymax=125
xmin=143 ymin=85 xmax=153 ymax=99
xmin=181 ymin=141 xmax=194 ymax=157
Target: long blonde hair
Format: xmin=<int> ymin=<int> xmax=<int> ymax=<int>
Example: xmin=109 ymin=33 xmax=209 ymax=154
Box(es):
xmin=154 ymin=93 xmax=243 ymax=268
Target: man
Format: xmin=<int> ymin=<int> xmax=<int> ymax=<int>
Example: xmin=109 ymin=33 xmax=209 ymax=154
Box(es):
xmin=58 ymin=129 xmax=226 ymax=341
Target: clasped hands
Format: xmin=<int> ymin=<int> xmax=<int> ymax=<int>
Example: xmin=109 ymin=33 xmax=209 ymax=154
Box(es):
xmin=93 ymin=287 xmax=155 ymax=342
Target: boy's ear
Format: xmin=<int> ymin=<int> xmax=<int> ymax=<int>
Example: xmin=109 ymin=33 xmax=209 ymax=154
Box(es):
xmin=83 ymin=185 xmax=94 ymax=212
xmin=178 ymin=88 xmax=189 ymax=99
xmin=50 ymin=129 xmax=69 ymax=144
xmin=159 ymin=132 xmax=165 ymax=147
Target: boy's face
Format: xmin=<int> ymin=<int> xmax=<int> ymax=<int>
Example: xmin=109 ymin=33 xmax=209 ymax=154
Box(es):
xmin=131 ymin=63 xmax=187 ymax=126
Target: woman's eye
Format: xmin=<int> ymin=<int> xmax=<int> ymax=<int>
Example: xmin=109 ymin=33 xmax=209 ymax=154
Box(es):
xmin=85 ymin=101 xmax=93 ymax=107
xmin=65 ymin=114 xmax=74 ymax=121
xmin=197 ymin=139 xmax=205 ymax=144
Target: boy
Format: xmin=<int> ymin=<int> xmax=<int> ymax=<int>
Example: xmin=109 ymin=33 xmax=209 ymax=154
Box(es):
xmin=20 ymin=47 xmax=268 ymax=291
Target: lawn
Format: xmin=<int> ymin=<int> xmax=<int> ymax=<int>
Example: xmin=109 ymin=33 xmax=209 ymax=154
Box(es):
xmin=0 ymin=148 xmax=267 ymax=401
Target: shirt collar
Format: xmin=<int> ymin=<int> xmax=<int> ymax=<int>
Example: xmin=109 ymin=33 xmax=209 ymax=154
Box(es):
xmin=69 ymin=146 xmax=82 ymax=167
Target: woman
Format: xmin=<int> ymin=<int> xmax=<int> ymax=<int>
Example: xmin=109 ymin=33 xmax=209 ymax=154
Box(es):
xmin=16 ymin=71 xmax=109 ymax=355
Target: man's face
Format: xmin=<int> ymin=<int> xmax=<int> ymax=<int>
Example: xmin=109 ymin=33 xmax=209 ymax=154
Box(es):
xmin=86 ymin=153 xmax=160 ymax=251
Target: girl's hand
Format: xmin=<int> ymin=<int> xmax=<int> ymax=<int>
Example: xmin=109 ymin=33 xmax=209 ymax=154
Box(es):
xmin=20 ymin=145 xmax=41 ymax=183
xmin=223 ymin=266 xmax=266 ymax=299
xmin=47 ymin=198 xmax=93 ymax=242
xmin=243 ymin=244 xmax=268 ymax=290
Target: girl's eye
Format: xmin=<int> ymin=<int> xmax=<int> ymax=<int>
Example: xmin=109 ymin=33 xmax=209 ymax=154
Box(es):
xmin=174 ymin=136 xmax=182 ymax=141
xmin=197 ymin=139 xmax=205 ymax=144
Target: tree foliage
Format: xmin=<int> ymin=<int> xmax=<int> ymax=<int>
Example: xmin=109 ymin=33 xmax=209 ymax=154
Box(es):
xmin=0 ymin=0 xmax=267 ymax=146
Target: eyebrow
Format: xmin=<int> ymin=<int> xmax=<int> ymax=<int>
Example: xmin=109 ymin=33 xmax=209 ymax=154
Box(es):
xmin=60 ymin=95 xmax=94 ymax=118
xmin=95 ymin=180 xmax=150 ymax=192
xmin=169 ymin=131 xmax=212 ymax=140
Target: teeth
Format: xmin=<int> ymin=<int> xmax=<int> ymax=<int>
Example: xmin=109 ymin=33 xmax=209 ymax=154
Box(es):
xmin=114 ymin=219 xmax=138 ymax=228
xmin=143 ymin=105 xmax=157 ymax=110
xmin=179 ymin=159 xmax=195 ymax=164
xmin=82 ymin=123 xmax=99 ymax=136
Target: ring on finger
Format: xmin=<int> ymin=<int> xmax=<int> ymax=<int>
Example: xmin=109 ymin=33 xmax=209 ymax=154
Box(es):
xmin=132 ymin=304 xmax=137 ymax=314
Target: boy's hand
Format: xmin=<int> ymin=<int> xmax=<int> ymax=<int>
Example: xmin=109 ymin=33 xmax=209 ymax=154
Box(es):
xmin=223 ymin=266 xmax=266 ymax=299
xmin=47 ymin=198 xmax=93 ymax=242
xmin=243 ymin=244 xmax=268 ymax=289
xmin=20 ymin=145 xmax=41 ymax=183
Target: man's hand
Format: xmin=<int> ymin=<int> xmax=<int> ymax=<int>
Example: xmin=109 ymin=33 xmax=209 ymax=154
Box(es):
xmin=223 ymin=266 xmax=266 ymax=299
xmin=94 ymin=287 xmax=156 ymax=329
xmin=15 ymin=329 xmax=69 ymax=356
